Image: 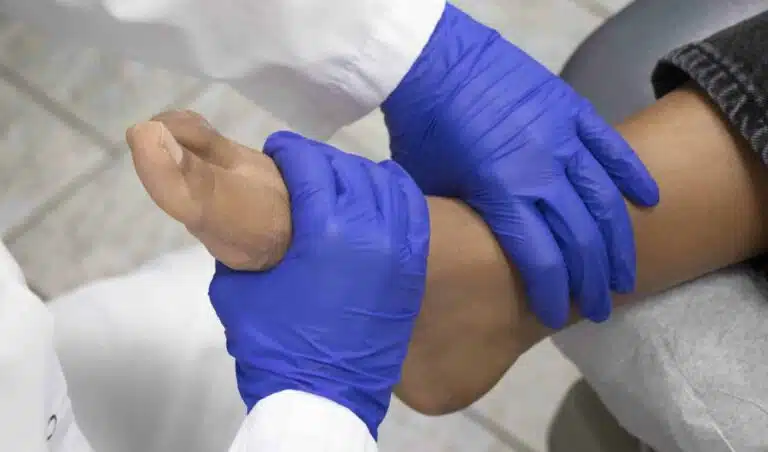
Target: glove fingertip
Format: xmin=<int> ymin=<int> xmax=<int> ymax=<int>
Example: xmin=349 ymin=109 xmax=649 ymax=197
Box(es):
xmin=636 ymin=181 xmax=661 ymax=207
xmin=378 ymin=160 xmax=404 ymax=176
xmin=623 ymin=165 xmax=661 ymax=208
xmin=619 ymin=164 xmax=660 ymax=207
xmin=622 ymin=185 xmax=659 ymax=209
xmin=589 ymin=288 xmax=613 ymax=322
xmin=610 ymin=269 xmax=635 ymax=294
xmin=537 ymin=308 xmax=570 ymax=330
xmin=577 ymin=109 xmax=661 ymax=208
xmin=528 ymin=289 xmax=570 ymax=329
xmin=263 ymin=130 xmax=304 ymax=158
xmin=586 ymin=304 xmax=612 ymax=323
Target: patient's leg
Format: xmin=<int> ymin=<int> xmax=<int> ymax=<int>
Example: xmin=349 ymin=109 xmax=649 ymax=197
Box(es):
xmin=128 ymin=84 xmax=768 ymax=414
xmin=555 ymin=266 xmax=768 ymax=452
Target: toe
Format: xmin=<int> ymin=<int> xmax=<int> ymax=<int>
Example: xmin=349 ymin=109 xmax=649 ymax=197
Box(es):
xmin=152 ymin=110 xmax=245 ymax=169
xmin=127 ymin=121 xmax=202 ymax=226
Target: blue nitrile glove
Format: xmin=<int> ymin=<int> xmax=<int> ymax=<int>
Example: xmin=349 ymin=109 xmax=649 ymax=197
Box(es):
xmin=382 ymin=4 xmax=659 ymax=329
xmin=208 ymin=131 xmax=430 ymax=439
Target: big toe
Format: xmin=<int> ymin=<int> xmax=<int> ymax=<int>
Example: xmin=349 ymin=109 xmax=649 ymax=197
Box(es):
xmin=152 ymin=109 xmax=243 ymax=169
xmin=127 ymin=121 xmax=202 ymax=226
xmin=127 ymin=117 xmax=291 ymax=272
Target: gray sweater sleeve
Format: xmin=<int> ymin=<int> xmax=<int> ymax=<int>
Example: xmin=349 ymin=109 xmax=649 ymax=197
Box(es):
xmin=652 ymin=12 xmax=768 ymax=163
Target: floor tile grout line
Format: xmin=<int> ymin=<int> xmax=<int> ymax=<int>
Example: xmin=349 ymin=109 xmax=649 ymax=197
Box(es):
xmin=0 ymin=61 xmax=122 ymax=153
xmin=461 ymin=407 xmax=541 ymax=452
xmin=3 ymin=157 xmax=119 ymax=244
xmin=0 ymin=63 xmax=209 ymax=242
xmin=102 ymin=80 xmax=209 ymax=158
xmin=569 ymin=0 xmax=614 ymax=20
xmin=165 ymin=82 xmax=211 ymax=118
xmin=0 ymin=61 xmax=209 ymax=157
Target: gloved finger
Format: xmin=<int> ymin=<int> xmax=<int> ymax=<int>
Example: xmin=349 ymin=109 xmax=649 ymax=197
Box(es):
xmin=576 ymin=105 xmax=660 ymax=207
xmin=209 ymin=263 xmax=261 ymax=327
xmin=539 ymin=187 xmax=612 ymax=323
xmin=327 ymin=152 xmax=377 ymax=212
xmin=264 ymin=131 xmax=335 ymax=231
xmin=380 ymin=160 xmax=430 ymax=262
xmin=566 ymin=149 xmax=636 ymax=293
xmin=363 ymin=160 xmax=400 ymax=231
xmin=210 ymin=260 xmax=238 ymax=320
xmin=488 ymin=202 xmax=571 ymax=329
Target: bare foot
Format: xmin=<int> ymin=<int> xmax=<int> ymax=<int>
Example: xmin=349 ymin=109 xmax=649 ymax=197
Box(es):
xmin=126 ymin=110 xmax=291 ymax=270
xmin=128 ymin=110 xmax=539 ymax=413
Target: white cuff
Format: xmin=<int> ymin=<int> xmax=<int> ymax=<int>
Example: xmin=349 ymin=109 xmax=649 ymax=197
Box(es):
xmin=45 ymin=351 xmax=94 ymax=452
xmin=228 ymin=390 xmax=377 ymax=452
xmin=312 ymin=0 xmax=447 ymax=137
xmin=227 ymin=0 xmax=448 ymax=139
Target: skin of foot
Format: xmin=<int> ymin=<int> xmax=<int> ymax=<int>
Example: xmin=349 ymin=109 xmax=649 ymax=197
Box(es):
xmin=127 ymin=110 xmax=291 ymax=271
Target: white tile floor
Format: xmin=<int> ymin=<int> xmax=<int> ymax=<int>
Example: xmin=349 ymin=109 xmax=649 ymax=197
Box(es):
xmin=0 ymin=1 xmax=642 ymax=450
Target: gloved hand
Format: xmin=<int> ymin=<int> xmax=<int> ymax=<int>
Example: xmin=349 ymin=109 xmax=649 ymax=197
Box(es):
xmin=208 ymin=132 xmax=430 ymax=438
xmin=382 ymin=4 xmax=659 ymax=329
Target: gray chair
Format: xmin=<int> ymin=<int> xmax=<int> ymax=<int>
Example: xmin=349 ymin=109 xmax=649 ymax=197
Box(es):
xmin=548 ymin=1 xmax=768 ymax=450
xmin=561 ymin=0 xmax=768 ymax=124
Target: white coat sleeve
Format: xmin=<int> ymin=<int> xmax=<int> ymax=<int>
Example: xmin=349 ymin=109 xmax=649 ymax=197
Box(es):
xmin=228 ymin=390 xmax=378 ymax=452
xmin=0 ymin=0 xmax=445 ymax=139
xmin=0 ymin=247 xmax=93 ymax=452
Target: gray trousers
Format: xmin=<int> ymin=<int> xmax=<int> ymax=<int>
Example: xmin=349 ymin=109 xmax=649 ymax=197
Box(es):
xmin=555 ymin=267 xmax=768 ymax=451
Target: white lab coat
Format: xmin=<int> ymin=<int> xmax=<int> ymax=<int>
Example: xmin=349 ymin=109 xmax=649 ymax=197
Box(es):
xmin=1 ymin=0 xmax=443 ymax=140
xmin=0 ymin=0 xmax=445 ymax=450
